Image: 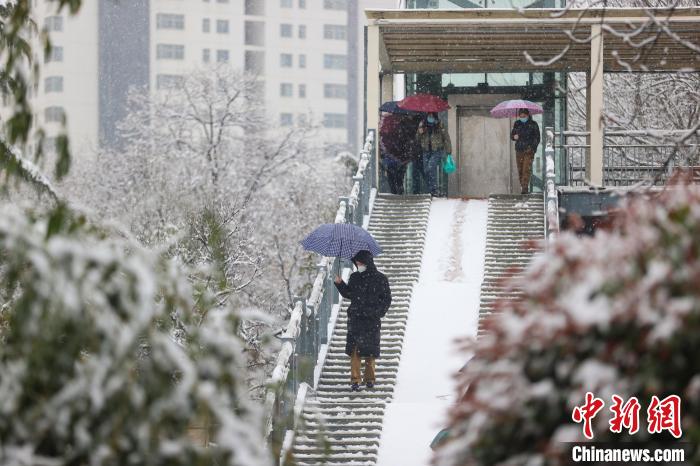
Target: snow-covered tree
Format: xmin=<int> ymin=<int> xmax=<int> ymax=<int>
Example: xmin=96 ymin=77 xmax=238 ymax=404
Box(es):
xmin=0 ymin=3 xmax=288 ymax=464
xmin=435 ymin=179 xmax=700 ymax=465
xmin=0 ymin=203 xmax=271 ymax=465
xmin=60 ymin=65 xmax=348 ymax=396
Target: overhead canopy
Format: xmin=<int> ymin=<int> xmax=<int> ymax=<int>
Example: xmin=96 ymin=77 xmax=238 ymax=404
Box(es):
xmin=366 ymin=8 xmax=700 ymax=73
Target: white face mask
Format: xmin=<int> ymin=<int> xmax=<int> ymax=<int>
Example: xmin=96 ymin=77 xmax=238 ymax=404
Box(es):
xmin=357 ymin=264 xmax=367 ymax=273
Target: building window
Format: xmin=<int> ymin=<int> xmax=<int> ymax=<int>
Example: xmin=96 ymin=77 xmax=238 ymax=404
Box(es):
xmin=245 ymin=50 xmax=265 ymax=73
xmin=324 ymin=83 xmax=347 ymax=99
xmin=44 ymin=106 xmax=65 ymax=123
xmin=298 ymin=25 xmax=306 ymax=39
xmin=324 ymin=0 xmax=346 ymax=10
xmin=217 ymin=50 xmax=230 ymax=63
xmin=156 ymin=13 xmax=184 ymax=30
xmin=323 ymin=54 xmax=346 ymax=70
xmin=299 ymin=0 xmax=306 ymax=7
xmin=280 ymin=24 xmax=292 ymax=38
xmin=44 ymin=16 xmax=63 ymax=32
xmin=280 ymin=53 xmax=292 ymax=67
xmin=297 ymin=113 xmax=308 ymax=125
xmin=217 ymin=0 xmax=229 ymax=3
xmin=245 ymin=21 xmax=265 ymax=46
xmin=298 ymin=54 xmax=306 ymax=68
xmin=156 ymin=44 xmax=185 ymax=60
xmin=323 ymin=24 xmax=346 ymax=40
xmin=280 ymin=113 xmax=293 ymax=127
xmin=45 ymin=46 xmax=63 ymax=63
xmin=280 ymin=83 xmax=293 ymax=97
xmin=280 ymin=0 xmax=292 ymax=6
xmin=323 ymin=113 xmax=346 ymax=128
xmin=156 ymin=74 xmax=184 ymax=90
xmin=203 ymin=48 xmax=211 ymax=63
xmin=44 ymin=76 xmax=63 ymax=93
xmin=245 ymin=0 xmax=265 ymax=15
xmin=298 ymin=84 xmax=306 ymax=98
xmin=216 ymin=20 xmax=229 ymax=34
xmin=202 ymin=18 xmax=210 ymax=33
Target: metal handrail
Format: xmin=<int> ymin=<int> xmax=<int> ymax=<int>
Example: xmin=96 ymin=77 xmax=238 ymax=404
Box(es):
xmin=543 ymin=127 xmax=559 ymax=241
xmin=263 ymin=129 xmax=376 ymax=459
xmin=556 ymin=129 xmax=700 ymax=187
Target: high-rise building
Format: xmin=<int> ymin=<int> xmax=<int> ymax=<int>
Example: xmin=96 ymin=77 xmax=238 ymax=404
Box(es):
xmin=16 ymin=0 xmax=397 ymax=161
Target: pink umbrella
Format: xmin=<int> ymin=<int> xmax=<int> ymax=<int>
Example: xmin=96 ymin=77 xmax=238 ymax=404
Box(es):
xmin=397 ymin=93 xmax=450 ymax=113
xmin=490 ymin=99 xmax=543 ymax=119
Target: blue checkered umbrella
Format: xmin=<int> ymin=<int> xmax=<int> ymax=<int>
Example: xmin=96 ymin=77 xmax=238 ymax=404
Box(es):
xmin=300 ymin=223 xmax=382 ymax=259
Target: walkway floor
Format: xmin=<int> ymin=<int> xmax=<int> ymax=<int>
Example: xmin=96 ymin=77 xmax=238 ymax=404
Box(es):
xmin=376 ymin=199 xmax=488 ymax=466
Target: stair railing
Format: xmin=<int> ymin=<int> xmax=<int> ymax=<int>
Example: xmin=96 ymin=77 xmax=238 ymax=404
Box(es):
xmin=543 ymin=127 xmax=560 ymax=241
xmin=263 ymin=129 xmax=376 ymax=459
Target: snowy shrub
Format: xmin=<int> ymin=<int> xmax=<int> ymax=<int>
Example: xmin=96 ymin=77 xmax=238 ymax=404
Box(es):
xmin=436 ymin=182 xmax=700 ymax=465
xmin=0 ymin=204 xmax=271 ymax=466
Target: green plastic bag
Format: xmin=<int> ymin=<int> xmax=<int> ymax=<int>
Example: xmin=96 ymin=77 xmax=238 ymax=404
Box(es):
xmin=443 ymin=154 xmax=456 ymax=174
xmin=430 ymin=428 xmax=451 ymax=450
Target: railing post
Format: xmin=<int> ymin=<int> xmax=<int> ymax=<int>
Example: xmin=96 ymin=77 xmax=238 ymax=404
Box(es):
xmin=544 ymin=127 xmax=560 ymax=242
xmin=559 ymin=129 xmax=567 ymax=186
xmin=331 ymin=256 xmax=341 ymax=305
xmin=353 ymin=175 xmax=364 ymax=226
xmin=338 ymin=196 xmax=351 ymax=224
xmin=366 ymin=129 xmax=377 ymax=189
xmin=318 ymin=261 xmax=330 ymax=345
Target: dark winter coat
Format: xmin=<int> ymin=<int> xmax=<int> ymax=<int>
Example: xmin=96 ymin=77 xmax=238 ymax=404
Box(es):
xmin=380 ymin=113 xmax=422 ymax=164
xmin=335 ymin=251 xmax=392 ymax=358
xmin=511 ymin=118 xmax=541 ymax=153
xmin=417 ymin=121 xmax=452 ymax=154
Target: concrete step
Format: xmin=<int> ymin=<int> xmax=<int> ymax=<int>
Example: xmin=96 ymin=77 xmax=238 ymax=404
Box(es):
xmin=477 ymin=193 xmax=544 ymax=342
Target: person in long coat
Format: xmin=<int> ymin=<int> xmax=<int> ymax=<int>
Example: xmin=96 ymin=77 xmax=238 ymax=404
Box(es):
xmin=334 ymin=250 xmax=392 ymax=391
xmin=511 ymin=108 xmax=541 ymax=194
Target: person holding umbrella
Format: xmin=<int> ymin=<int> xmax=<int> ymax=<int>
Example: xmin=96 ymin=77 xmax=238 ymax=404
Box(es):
xmin=490 ymin=100 xmax=543 ymax=195
xmin=416 ymin=112 xmax=452 ymax=197
xmin=511 ymin=108 xmax=541 ymax=194
xmin=397 ymin=94 xmax=451 ymax=197
xmin=334 ymin=250 xmax=391 ymax=392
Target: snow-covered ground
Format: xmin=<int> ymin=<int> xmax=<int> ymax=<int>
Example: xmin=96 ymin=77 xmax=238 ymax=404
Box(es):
xmin=376 ymin=199 xmax=488 ymax=466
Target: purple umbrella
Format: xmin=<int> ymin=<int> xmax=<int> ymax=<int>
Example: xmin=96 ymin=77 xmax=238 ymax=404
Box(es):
xmin=490 ymin=99 xmax=543 ymax=119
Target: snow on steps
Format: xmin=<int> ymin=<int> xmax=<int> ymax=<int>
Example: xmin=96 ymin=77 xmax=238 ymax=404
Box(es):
xmin=478 ymin=194 xmax=544 ymax=337
xmin=288 ymin=194 xmax=432 ymax=466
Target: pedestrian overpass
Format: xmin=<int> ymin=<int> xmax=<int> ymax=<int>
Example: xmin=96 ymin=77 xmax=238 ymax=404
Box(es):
xmin=263 ymin=7 xmax=700 ymax=465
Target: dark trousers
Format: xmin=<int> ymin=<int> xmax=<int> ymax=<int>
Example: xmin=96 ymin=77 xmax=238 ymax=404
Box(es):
xmin=386 ymin=163 xmax=407 ymax=194
xmin=422 ymin=151 xmax=444 ymax=196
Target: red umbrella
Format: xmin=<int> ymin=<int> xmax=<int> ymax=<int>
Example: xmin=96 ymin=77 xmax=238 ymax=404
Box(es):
xmin=397 ymin=93 xmax=450 ymax=113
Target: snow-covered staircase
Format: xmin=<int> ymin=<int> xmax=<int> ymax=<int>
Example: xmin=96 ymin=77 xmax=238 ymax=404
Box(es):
xmin=478 ymin=194 xmax=544 ymax=335
xmin=288 ymin=194 xmax=432 ymax=466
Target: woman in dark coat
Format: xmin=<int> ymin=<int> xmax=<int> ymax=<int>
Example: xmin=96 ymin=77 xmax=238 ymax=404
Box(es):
xmin=334 ymin=250 xmax=392 ymax=391
xmin=380 ymin=113 xmax=422 ymax=195
xmin=511 ymin=108 xmax=541 ymax=194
